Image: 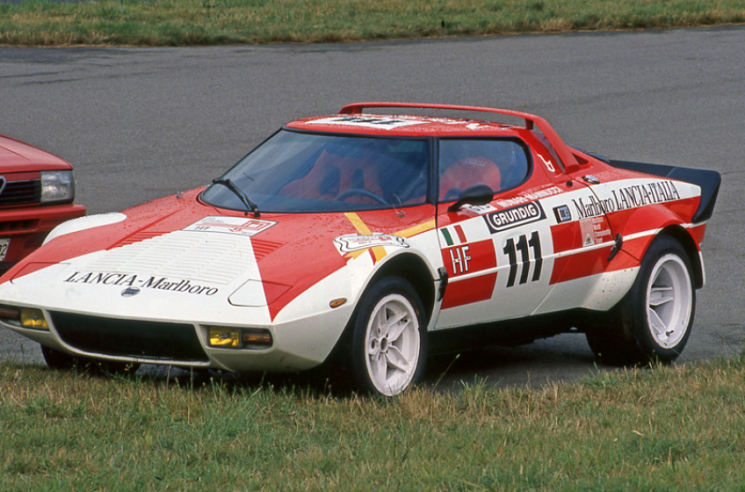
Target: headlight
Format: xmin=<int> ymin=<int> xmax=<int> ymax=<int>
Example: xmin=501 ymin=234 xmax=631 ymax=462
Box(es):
xmin=41 ymin=170 xmax=75 ymax=203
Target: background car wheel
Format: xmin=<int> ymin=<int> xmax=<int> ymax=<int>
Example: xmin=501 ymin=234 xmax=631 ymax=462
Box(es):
xmin=586 ymin=235 xmax=695 ymax=365
xmin=350 ymin=277 xmax=427 ymax=397
xmin=41 ymin=345 xmax=140 ymax=375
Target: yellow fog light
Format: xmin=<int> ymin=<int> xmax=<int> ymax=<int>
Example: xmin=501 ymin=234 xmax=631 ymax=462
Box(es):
xmin=207 ymin=326 xmax=273 ymax=350
xmin=208 ymin=327 xmax=240 ymax=347
xmin=20 ymin=308 xmax=49 ymax=330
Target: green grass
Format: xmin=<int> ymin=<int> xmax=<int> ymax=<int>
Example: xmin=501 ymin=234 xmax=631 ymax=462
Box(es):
xmin=1 ymin=0 xmax=745 ymax=46
xmin=3 ymin=357 xmax=745 ymax=490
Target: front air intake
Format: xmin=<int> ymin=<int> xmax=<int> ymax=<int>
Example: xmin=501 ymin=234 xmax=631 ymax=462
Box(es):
xmin=49 ymin=312 xmax=209 ymax=362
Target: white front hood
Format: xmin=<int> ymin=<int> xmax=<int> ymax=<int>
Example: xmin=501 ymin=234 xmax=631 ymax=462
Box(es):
xmin=4 ymin=229 xmax=274 ymax=325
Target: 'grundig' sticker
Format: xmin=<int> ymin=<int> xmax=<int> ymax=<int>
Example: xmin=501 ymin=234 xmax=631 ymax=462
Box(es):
xmin=483 ymin=201 xmax=546 ymax=234
xmin=334 ymin=234 xmax=410 ymax=254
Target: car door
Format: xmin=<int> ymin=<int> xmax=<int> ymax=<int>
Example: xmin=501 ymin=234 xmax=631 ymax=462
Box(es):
xmin=434 ymin=138 xmax=559 ymax=329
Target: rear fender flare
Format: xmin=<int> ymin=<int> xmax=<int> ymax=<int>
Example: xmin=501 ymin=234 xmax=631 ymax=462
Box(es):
xmin=619 ymin=211 xmax=704 ymax=289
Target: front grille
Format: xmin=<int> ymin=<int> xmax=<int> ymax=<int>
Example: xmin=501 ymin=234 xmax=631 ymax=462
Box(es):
xmin=49 ymin=311 xmax=209 ymax=362
xmin=0 ymin=179 xmax=41 ymax=206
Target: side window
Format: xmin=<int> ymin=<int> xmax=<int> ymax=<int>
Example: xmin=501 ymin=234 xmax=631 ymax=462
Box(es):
xmin=438 ymin=139 xmax=530 ymax=201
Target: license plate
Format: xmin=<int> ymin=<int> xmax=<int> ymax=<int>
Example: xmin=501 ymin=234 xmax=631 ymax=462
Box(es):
xmin=0 ymin=238 xmax=10 ymax=262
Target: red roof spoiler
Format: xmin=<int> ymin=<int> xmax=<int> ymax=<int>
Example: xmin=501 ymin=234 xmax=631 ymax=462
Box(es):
xmin=339 ymin=102 xmax=579 ymax=173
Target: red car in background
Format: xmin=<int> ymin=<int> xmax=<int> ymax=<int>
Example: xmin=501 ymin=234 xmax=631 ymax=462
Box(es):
xmin=0 ymin=135 xmax=86 ymax=274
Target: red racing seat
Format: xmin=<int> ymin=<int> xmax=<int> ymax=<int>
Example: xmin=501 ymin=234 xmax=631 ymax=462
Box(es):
xmin=439 ymin=156 xmax=501 ymax=200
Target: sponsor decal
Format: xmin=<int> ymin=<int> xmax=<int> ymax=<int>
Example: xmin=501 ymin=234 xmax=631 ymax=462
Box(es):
xmin=461 ymin=203 xmax=497 ymax=215
xmin=184 ymin=216 xmax=276 ymax=237
xmin=308 ymin=116 xmax=425 ymax=130
xmin=64 ymin=271 xmax=219 ymax=296
xmin=579 ymin=217 xmax=613 ymax=247
xmin=334 ymin=234 xmax=409 ymax=254
xmin=441 ymin=239 xmax=497 ymax=278
xmin=538 ymin=154 xmax=556 ymax=173
xmin=553 ymin=205 xmax=572 ymax=223
xmin=121 ymin=287 xmax=140 ymax=297
xmin=494 ymin=186 xmax=563 ymax=208
xmin=573 ymin=180 xmax=681 ymax=219
xmin=484 ymin=201 xmax=546 ymax=234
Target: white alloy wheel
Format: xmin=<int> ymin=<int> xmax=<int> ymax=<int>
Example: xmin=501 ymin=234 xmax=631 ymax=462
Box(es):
xmin=364 ymin=293 xmax=421 ymax=396
xmin=645 ymin=253 xmax=693 ymax=349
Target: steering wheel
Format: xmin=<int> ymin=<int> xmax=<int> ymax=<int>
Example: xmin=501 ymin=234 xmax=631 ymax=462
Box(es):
xmin=336 ymin=188 xmax=390 ymax=206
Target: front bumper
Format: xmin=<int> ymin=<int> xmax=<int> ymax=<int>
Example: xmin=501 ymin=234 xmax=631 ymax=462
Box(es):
xmin=0 ymin=302 xmax=354 ymax=373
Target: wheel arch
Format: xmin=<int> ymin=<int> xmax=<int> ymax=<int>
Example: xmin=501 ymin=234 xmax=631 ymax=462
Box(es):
xmin=367 ymin=252 xmax=437 ymax=324
xmin=657 ymin=225 xmax=704 ymax=289
xmin=614 ymin=205 xmax=704 ymax=290
xmin=317 ymin=252 xmax=436 ymax=387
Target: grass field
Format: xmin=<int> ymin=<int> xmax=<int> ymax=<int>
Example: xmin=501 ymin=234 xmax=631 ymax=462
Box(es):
xmin=1 ymin=0 xmax=745 ymax=46
xmin=2 ymin=356 xmax=745 ymax=491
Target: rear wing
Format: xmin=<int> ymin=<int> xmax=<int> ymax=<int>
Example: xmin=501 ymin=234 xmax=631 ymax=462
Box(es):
xmin=339 ymin=102 xmax=581 ymax=173
xmin=609 ymin=160 xmax=721 ymax=224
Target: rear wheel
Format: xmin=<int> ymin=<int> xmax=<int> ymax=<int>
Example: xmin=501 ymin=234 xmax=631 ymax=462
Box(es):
xmin=587 ymin=235 xmax=695 ymax=365
xmin=350 ymin=277 xmax=427 ymax=396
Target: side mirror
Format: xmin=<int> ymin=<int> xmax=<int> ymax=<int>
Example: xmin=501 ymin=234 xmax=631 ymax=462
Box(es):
xmin=447 ymin=184 xmax=495 ymax=212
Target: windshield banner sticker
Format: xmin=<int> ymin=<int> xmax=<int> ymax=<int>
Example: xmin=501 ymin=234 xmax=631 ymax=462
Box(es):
xmin=309 ymin=116 xmax=426 ymax=130
xmin=484 ymin=201 xmax=546 ymax=234
xmin=334 ymin=234 xmax=410 ymax=255
xmin=184 ymin=216 xmax=276 ymax=237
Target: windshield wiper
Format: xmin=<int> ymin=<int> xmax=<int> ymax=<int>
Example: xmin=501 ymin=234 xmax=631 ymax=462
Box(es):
xmin=212 ymin=178 xmax=260 ymax=217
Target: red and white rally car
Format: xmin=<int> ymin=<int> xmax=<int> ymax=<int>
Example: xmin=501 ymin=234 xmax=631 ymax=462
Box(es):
xmin=0 ymin=134 xmax=86 ymax=274
xmin=0 ymin=103 xmax=719 ymax=396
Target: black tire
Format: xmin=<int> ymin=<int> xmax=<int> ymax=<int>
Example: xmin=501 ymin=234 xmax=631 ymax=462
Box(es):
xmin=587 ymin=235 xmax=696 ymax=365
xmin=41 ymin=345 xmax=140 ymax=375
xmin=349 ymin=277 xmax=428 ymax=396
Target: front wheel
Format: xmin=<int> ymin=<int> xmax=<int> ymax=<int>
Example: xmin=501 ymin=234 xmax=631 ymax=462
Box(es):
xmin=350 ymin=277 xmax=428 ymax=397
xmin=587 ymin=235 xmax=696 ymax=365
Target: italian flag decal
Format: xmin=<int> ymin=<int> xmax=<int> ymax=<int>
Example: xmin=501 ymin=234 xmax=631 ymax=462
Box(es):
xmin=440 ymin=224 xmax=467 ymax=246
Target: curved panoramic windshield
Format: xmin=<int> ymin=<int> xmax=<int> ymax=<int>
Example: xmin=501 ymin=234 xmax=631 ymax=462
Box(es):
xmin=201 ymin=130 xmax=430 ymax=213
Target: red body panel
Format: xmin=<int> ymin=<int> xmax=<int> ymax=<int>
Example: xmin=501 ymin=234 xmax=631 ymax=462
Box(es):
xmin=0 ymin=135 xmax=86 ymax=273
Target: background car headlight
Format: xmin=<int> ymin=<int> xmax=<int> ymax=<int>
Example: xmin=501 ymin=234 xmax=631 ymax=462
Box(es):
xmin=41 ymin=170 xmax=75 ymax=203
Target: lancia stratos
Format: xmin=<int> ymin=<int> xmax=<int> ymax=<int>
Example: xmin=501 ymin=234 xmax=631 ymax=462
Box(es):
xmin=0 ymin=103 xmax=720 ymax=396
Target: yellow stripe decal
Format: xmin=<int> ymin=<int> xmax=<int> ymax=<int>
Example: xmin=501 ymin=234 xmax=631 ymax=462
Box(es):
xmin=343 ymin=213 xmax=386 ymax=262
xmin=344 ymin=213 xmax=372 ymax=235
xmin=396 ymin=220 xmax=436 ymax=238
xmin=343 ymin=214 xmax=435 ymax=263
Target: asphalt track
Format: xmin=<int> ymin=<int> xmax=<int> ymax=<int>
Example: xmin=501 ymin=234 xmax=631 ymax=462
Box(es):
xmin=1 ymin=27 xmax=743 ymax=391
